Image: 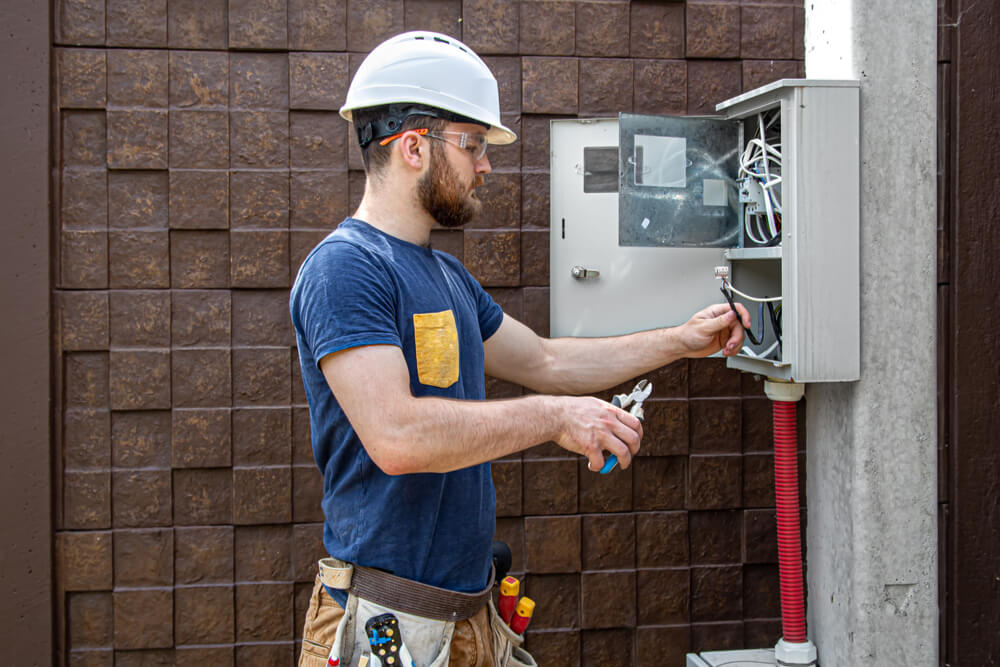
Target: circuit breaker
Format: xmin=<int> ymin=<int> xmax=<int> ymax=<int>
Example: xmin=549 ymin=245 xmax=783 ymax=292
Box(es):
xmin=550 ymin=79 xmax=860 ymax=383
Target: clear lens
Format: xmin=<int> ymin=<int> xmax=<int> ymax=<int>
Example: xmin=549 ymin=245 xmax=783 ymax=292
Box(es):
xmin=427 ymin=130 xmax=488 ymax=160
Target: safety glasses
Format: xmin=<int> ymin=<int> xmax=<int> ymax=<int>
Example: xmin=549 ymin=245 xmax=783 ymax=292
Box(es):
xmin=379 ymin=128 xmax=489 ymax=161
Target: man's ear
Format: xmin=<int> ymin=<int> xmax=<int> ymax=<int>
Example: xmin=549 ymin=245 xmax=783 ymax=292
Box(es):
xmin=398 ymin=131 xmax=425 ymax=170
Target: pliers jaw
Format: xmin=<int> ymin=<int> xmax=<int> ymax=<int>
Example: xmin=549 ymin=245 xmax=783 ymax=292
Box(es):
xmin=602 ymin=379 xmax=652 ymax=474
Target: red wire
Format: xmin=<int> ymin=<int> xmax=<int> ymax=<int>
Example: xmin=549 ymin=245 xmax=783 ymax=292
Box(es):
xmin=773 ymin=399 xmax=807 ymax=644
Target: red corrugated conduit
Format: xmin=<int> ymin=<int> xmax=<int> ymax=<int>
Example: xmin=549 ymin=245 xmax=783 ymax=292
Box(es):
xmin=773 ymin=398 xmax=807 ymax=644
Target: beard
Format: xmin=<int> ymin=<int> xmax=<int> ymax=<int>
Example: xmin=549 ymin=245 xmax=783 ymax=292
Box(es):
xmin=417 ymin=143 xmax=483 ymax=229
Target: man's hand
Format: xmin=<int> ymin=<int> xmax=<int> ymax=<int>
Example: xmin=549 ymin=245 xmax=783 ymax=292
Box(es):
xmin=552 ymin=396 xmax=643 ymax=472
xmin=677 ymin=302 xmax=751 ymax=358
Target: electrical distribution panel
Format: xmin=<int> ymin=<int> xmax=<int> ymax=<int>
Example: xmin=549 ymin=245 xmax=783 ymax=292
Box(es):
xmin=550 ymin=79 xmax=860 ymax=383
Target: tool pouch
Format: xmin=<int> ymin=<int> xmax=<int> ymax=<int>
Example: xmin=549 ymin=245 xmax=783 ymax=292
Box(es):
xmin=487 ymin=598 xmax=537 ymax=667
xmin=321 ymin=557 xmax=456 ymax=667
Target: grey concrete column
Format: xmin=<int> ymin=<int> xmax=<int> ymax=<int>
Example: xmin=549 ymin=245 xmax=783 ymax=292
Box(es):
xmin=803 ymin=1 xmax=938 ymax=665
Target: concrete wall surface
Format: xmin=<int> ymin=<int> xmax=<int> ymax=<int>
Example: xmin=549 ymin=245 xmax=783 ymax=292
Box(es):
xmin=804 ymin=1 xmax=939 ymax=665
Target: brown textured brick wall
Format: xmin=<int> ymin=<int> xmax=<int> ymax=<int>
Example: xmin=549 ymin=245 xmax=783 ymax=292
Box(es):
xmin=53 ymin=0 xmax=803 ymax=665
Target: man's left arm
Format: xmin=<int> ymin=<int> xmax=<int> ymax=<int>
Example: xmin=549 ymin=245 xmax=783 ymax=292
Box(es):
xmin=483 ymin=303 xmax=751 ymax=395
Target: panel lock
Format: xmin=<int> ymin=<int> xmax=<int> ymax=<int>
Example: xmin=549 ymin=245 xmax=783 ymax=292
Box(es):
xmin=571 ymin=266 xmax=601 ymax=280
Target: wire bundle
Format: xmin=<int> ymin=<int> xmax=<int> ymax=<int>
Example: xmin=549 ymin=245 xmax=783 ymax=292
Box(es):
xmin=739 ymin=111 xmax=782 ymax=245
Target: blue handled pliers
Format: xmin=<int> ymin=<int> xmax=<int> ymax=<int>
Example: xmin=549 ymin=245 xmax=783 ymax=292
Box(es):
xmin=600 ymin=379 xmax=653 ymax=474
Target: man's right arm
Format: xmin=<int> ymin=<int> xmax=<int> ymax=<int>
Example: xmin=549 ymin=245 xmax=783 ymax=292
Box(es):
xmin=319 ymin=344 xmax=642 ymax=476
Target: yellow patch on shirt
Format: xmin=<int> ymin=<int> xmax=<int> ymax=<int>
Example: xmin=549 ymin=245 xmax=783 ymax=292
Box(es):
xmin=412 ymin=310 xmax=459 ymax=388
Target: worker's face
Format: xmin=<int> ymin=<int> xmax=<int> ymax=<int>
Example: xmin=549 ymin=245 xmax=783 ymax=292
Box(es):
xmin=417 ymin=124 xmax=489 ymax=228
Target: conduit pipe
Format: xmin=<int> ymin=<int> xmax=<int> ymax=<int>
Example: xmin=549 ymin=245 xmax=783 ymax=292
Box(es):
xmin=764 ymin=380 xmax=817 ymax=667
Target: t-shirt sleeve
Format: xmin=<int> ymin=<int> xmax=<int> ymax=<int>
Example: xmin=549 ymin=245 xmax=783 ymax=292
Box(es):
xmin=292 ymin=241 xmax=401 ymax=366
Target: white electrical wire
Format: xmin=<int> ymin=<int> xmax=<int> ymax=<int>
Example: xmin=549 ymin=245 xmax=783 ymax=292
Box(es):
xmin=722 ymin=279 xmax=782 ymax=303
xmin=739 ymin=111 xmax=782 ymax=245
xmin=741 ymin=340 xmax=780 ymax=359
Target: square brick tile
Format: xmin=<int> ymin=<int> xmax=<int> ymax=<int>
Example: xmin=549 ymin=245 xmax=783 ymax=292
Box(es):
xmin=687 ymin=455 xmax=742 ymax=509
xmin=68 ymin=591 xmax=113 ymax=648
xmin=60 ymin=291 xmax=109 ymax=352
xmin=691 ymin=621 xmax=742 ymax=653
xmin=404 ymin=0 xmax=461 ymax=37
xmin=233 ymin=347 xmax=292 ymax=406
xmin=170 ymin=230 xmax=230 ymax=288
xmin=687 ymin=60 xmax=742 ymax=115
xmin=492 ymin=459 xmax=522 ymax=517
xmin=108 ymin=230 xmax=170 ymax=288
xmin=744 ymin=509 xmax=778 ymax=564
xmin=106 ymin=0 xmax=167 ymax=47
xmin=523 ymin=459 xmax=577 ymax=515
xmin=236 ymin=582 xmax=293 ymax=641
xmin=65 ymin=352 xmax=109 ymax=408
xmin=742 ymin=397 xmax=772 ymax=453
xmin=290 ymin=170 xmax=349 ymax=228
xmin=293 ymin=465 xmax=325 ymax=523
xmin=640 ymin=399 xmax=689 ymax=457
xmin=231 ymin=111 xmax=289 ymax=168
xmin=689 ymin=357 xmax=741 ymax=397
xmin=168 ymin=51 xmax=228 ymax=107
xmin=229 ymin=0 xmax=288 ymax=49
xmin=62 ymin=110 xmax=106 ymax=167
xmin=464 ymin=230 xmax=520 ymax=287
xmin=173 ymin=468 xmax=233 ymax=524
xmin=519 ymin=1 xmax=575 ymax=55
xmin=289 ymin=53 xmax=348 ymax=111
xmin=742 ymin=453 xmax=774 ymax=507
xmin=108 ymin=171 xmax=168 ymax=229
xmin=107 ymin=49 xmax=168 ymax=107
xmin=637 ymin=625 xmax=690 ymax=667
xmin=109 ymin=290 xmax=170 ymax=348
xmin=60 ymin=230 xmax=108 ymax=289
xmin=630 ymin=3 xmax=684 ymax=59
xmin=745 ymin=619 xmax=782 ymax=649
xmin=582 ymin=628 xmax=633 ymax=666
xmin=346 ymin=0 xmax=405 ymax=52
xmin=686 ymin=3 xmax=740 ymax=59
xmin=525 ymin=630 xmax=579 ymax=666
xmin=168 ymin=170 xmax=230 ymax=230
xmin=231 ymin=171 xmax=289 ymax=228
xmin=461 ymin=0 xmax=518 ymax=54
xmin=467 ymin=171 xmax=520 ymax=229
xmin=57 ymin=531 xmax=113 ymax=591
xmin=292 ymin=523 xmax=325 ymax=581
xmin=691 ymin=565 xmax=741 ymax=621
xmin=230 ymin=230 xmax=290 ymax=288
xmin=289 ymin=0 xmax=346 ymax=50
xmin=743 ymin=59 xmax=800 ymax=93
xmin=232 ymin=407 xmax=291 ymax=465
xmin=580 ymin=58 xmax=633 ymax=116
xmin=235 ymin=644 xmax=294 ymax=665
xmin=112 ymin=649 xmax=175 ymax=666
xmin=579 ymin=460 xmax=633 ymax=513
xmin=235 ymin=524 xmax=292 ymax=581
xmin=636 ymin=511 xmax=688 ymax=568
xmin=231 ymin=52 xmax=289 ymax=110
xmin=522 ymin=57 xmax=578 ymax=115
xmin=521 ymin=172 xmax=549 ymax=230
xmin=175 ymin=525 xmax=234 ymax=584
xmin=109 ymin=349 xmax=171 ymax=410
xmin=175 ymin=586 xmax=234 ymax=644
xmin=633 ymin=456 xmax=686 ymax=511
xmin=169 ymin=111 xmax=229 ymax=168
xmin=634 ymin=59 xmax=687 ymax=116
xmin=171 ymin=290 xmax=231 ymax=346
xmin=581 ymin=571 xmax=636 ymax=629
xmin=57 ymin=0 xmax=106 ymax=45
xmin=291 ymin=230 xmax=330 ymax=281
xmin=59 ymin=48 xmax=107 ymax=108
xmin=637 ymin=568 xmax=689 ymax=624
xmin=167 ymin=0 xmax=227 ymax=49
xmin=481 ymin=56 xmax=520 ymax=114
xmin=65 ymin=408 xmax=112 ymax=469
xmin=741 ymin=6 xmax=794 ymax=60
xmin=111 ymin=411 xmax=171 ymax=468
xmin=493 ymin=517 xmax=524 ymax=574
xmin=582 ymin=514 xmax=634 ymax=570
xmin=113 ymin=528 xmax=173 ymax=586
xmin=61 ymin=170 xmax=107 ymax=231
xmin=232 ymin=290 xmax=293 ymax=346
xmin=113 ymin=589 xmax=173 ymax=649
xmin=171 ymin=407 xmax=231 ymax=467
xmin=522 ymin=287 xmax=549 ymax=338
xmin=525 ymin=516 xmax=580 ymax=574
xmin=107 ymin=110 xmax=168 ymax=169
xmin=690 ymin=399 xmax=741 ymax=454
xmin=520 ymin=115 xmax=551 ymax=172
xmin=743 ymin=563 xmax=780 ymax=618
xmin=290 ymin=112 xmax=346 ymax=169
xmin=233 ymin=466 xmax=292 ymax=524
xmin=63 ymin=471 xmax=112 ymax=529
xmin=112 ymin=470 xmax=172 ymax=527
xmin=523 ymin=573 xmax=579 ymax=630
xmin=291 ymin=406 xmax=313 ymax=463
xmin=171 ymin=348 xmax=232 ymax=408
xmin=689 ymin=509 xmax=741 ymax=565
xmin=576 ymin=2 xmax=629 ymax=58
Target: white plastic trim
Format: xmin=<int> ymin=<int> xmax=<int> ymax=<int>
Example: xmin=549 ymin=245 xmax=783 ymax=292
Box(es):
xmin=764 ymin=380 xmax=805 ymax=403
xmin=775 ymin=639 xmax=817 ymax=666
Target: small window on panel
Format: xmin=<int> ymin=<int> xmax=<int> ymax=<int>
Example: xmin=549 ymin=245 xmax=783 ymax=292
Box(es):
xmin=583 ymin=147 xmax=618 ymax=193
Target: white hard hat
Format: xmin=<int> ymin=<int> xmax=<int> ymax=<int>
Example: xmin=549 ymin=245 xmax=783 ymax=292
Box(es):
xmin=340 ymin=31 xmax=517 ymax=146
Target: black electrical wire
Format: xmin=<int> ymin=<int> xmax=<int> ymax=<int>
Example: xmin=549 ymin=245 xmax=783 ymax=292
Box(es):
xmin=720 ymin=285 xmax=765 ymax=346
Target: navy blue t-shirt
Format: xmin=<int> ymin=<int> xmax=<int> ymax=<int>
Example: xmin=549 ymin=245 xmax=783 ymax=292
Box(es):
xmin=289 ymin=219 xmax=504 ymax=603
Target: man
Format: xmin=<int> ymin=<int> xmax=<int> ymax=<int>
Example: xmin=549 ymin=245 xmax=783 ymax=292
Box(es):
xmin=291 ymin=31 xmax=749 ymax=667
